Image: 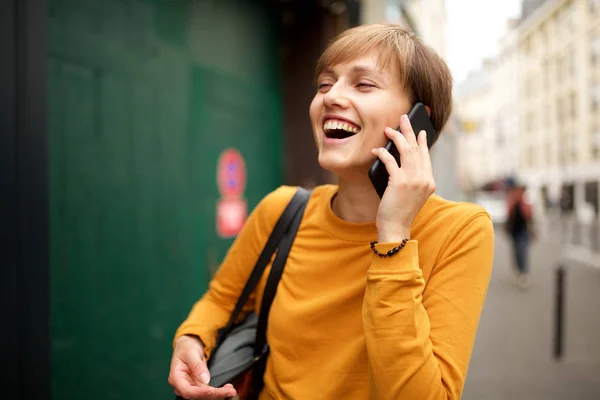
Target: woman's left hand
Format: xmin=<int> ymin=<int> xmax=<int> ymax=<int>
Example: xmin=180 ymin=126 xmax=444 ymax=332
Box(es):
xmin=371 ymin=114 xmax=436 ymax=243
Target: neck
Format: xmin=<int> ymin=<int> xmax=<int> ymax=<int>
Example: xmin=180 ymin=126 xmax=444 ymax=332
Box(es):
xmin=332 ymin=177 xmax=380 ymax=223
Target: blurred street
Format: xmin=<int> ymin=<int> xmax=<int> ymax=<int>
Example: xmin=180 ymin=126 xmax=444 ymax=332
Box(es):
xmin=463 ymin=225 xmax=600 ymax=400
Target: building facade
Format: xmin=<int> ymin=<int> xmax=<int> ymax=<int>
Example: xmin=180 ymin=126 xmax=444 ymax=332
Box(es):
xmin=454 ymin=0 xmax=600 ymax=220
xmin=454 ymin=65 xmax=496 ymax=191
xmin=455 ymin=18 xmax=521 ymax=189
xmin=518 ymin=0 xmax=600 ymax=219
xmin=492 ymin=19 xmax=522 ymax=184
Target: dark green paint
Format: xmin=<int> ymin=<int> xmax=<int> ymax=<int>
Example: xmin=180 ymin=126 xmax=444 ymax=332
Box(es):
xmin=48 ymin=1 xmax=282 ymax=398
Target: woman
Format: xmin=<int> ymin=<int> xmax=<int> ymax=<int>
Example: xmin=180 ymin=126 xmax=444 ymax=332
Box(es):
xmin=169 ymin=24 xmax=494 ymax=400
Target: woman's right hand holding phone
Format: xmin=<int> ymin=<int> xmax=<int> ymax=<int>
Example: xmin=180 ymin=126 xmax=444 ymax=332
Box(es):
xmin=168 ymin=335 xmax=238 ymax=400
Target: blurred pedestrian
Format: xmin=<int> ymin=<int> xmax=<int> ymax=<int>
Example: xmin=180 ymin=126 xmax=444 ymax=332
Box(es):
xmin=169 ymin=24 xmax=494 ymax=400
xmin=505 ymin=183 xmax=534 ymax=288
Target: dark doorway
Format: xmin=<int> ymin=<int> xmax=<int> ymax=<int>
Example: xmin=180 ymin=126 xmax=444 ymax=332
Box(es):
xmin=0 ymin=0 xmax=50 ymax=399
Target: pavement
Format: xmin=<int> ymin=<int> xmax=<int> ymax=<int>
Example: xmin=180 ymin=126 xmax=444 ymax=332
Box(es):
xmin=462 ymin=226 xmax=600 ymax=400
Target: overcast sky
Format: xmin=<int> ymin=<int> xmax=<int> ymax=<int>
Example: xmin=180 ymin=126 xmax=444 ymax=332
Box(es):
xmin=445 ymin=0 xmax=522 ymax=84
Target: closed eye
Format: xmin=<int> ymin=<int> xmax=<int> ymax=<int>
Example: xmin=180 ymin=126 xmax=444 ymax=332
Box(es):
xmin=357 ymin=83 xmax=376 ymax=88
xmin=317 ymin=83 xmax=333 ymax=93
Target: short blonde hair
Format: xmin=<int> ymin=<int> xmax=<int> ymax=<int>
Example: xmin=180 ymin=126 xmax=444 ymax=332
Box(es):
xmin=315 ymin=24 xmax=453 ymax=144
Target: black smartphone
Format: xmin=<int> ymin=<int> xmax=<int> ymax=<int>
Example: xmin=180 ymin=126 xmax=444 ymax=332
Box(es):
xmin=368 ymin=102 xmax=436 ymax=198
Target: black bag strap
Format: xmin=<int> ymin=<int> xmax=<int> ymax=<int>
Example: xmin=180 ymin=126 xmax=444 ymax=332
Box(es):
xmin=254 ymin=195 xmax=309 ymax=357
xmin=218 ymin=187 xmax=311 ymax=341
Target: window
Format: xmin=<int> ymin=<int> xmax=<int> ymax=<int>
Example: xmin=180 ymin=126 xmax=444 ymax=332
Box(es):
xmin=526 ymin=111 xmax=534 ymax=131
xmin=559 ymin=144 xmax=567 ymax=165
xmin=557 ymin=56 xmax=563 ymax=81
xmin=543 ymin=101 xmax=550 ymax=131
xmin=592 ymin=84 xmax=600 ymax=112
xmin=557 ymin=97 xmax=566 ymax=121
xmin=525 ymin=76 xmax=534 ymax=98
xmin=527 ymin=146 xmax=534 ymax=168
xmin=591 ymin=0 xmax=599 ymax=13
xmin=570 ymin=134 xmax=578 ymax=161
xmin=540 ymin=24 xmax=547 ymax=46
xmin=569 ymin=47 xmax=576 ymax=77
xmin=570 ymin=92 xmax=577 ymax=119
xmin=566 ymin=3 xmax=576 ymax=31
xmin=554 ymin=11 xmax=562 ymax=37
xmin=593 ymin=129 xmax=600 ymax=159
xmin=591 ymin=31 xmax=600 ymax=66
xmin=523 ymin=36 xmax=531 ymax=58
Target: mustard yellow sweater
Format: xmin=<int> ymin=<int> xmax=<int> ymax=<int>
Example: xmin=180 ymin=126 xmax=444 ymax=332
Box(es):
xmin=175 ymin=185 xmax=494 ymax=399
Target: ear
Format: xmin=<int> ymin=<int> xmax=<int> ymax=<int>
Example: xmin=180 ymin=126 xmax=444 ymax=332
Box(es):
xmin=425 ymin=105 xmax=431 ymax=117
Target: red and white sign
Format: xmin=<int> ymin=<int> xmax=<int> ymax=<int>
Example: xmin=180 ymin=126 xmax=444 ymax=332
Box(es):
xmin=216 ymin=197 xmax=248 ymax=238
xmin=217 ymin=149 xmax=247 ymax=197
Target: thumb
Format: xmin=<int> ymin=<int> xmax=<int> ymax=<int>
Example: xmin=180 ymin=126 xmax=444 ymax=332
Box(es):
xmin=189 ymin=355 xmax=210 ymax=385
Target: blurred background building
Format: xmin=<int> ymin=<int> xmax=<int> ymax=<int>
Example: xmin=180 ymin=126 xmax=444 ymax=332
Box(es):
xmin=519 ymin=0 xmax=600 ymax=222
xmin=454 ymin=0 xmax=600 ymax=223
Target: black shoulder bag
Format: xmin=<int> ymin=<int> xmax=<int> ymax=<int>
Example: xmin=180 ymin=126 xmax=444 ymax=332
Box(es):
xmin=176 ymin=187 xmax=311 ymax=400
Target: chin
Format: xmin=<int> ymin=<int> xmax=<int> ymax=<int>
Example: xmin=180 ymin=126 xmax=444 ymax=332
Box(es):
xmin=317 ymin=151 xmax=370 ymax=180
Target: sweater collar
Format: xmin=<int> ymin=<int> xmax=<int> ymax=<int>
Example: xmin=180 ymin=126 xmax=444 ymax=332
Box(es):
xmin=315 ymin=185 xmax=378 ymax=242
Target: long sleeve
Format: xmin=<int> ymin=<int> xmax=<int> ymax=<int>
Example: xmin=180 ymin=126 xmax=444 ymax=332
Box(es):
xmin=173 ymin=187 xmax=296 ymax=358
xmin=362 ymin=212 xmax=494 ymax=400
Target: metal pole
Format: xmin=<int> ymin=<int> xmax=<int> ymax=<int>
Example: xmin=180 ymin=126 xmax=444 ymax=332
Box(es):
xmin=553 ymin=264 xmax=565 ymax=360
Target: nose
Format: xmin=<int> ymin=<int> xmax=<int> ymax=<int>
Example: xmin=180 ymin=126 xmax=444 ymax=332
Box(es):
xmin=323 ymin=81 xmax=350 ymax=109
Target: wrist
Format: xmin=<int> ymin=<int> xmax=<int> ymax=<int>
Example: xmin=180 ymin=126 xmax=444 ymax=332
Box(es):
xmin=377 ymin=228 xmax=411 ymax=243
xmin=177 ymin=334 xmax=204 ymax=349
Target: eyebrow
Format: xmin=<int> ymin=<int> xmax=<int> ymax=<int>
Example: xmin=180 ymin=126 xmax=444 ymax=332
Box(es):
xmin=349 ymin=65 xmax=382 ymax=75
xmin=321 ymin=65 xmax=385 ymax=78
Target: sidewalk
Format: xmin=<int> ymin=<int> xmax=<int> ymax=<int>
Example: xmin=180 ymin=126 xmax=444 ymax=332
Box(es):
xmin=462 ymin=228 xmax=600 ymax=400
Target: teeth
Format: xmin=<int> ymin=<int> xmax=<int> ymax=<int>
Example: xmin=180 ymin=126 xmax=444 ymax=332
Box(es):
xmin=323 ymin=119 xmax=359 ymax=133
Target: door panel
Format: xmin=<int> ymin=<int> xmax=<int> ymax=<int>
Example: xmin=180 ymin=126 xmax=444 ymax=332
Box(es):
xmin=48 ymin=0 xmax=282 ymax=398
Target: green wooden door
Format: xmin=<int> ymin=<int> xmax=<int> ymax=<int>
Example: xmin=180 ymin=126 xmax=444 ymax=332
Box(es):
xmin=48 ymin=1 xmax=282 ymax=398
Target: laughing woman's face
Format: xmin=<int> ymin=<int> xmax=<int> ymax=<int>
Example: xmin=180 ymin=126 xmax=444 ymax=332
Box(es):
xmin=309 ymin=50 xmax=411 ymax=180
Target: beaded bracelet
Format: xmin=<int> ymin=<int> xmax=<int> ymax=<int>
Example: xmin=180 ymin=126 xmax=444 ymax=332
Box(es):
xmin=370 ymin=238 xmax=409 ymax=258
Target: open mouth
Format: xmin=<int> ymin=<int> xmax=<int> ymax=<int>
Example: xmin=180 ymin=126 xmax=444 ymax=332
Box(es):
xmin=323 ymin=119 xmax=361 ymax=139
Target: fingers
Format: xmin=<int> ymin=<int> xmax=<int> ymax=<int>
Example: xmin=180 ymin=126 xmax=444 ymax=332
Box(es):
xmin=398 ymin=114 xmax=418 ymax=146
xmin=174 ymin=384 xmax=237 ymax=400
xmin=417 ymin=130 xmax=433 ymax=175
xmin=384 ymin=126 xmax=418 ymax=171
xmin=175 ymin=344 xmax=210 ymax=385
xmin=375 ymin=127 xmax=434 ymax=189
xmin=371 ymin=146 xmax=401 ymax=176
xmin=384 ymin=126 xmax=409 ymax=154
xmin=169 ymin=340 xmax=216 ymax=398
xmin=191 ymin=362 xmax=211 ymax=385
